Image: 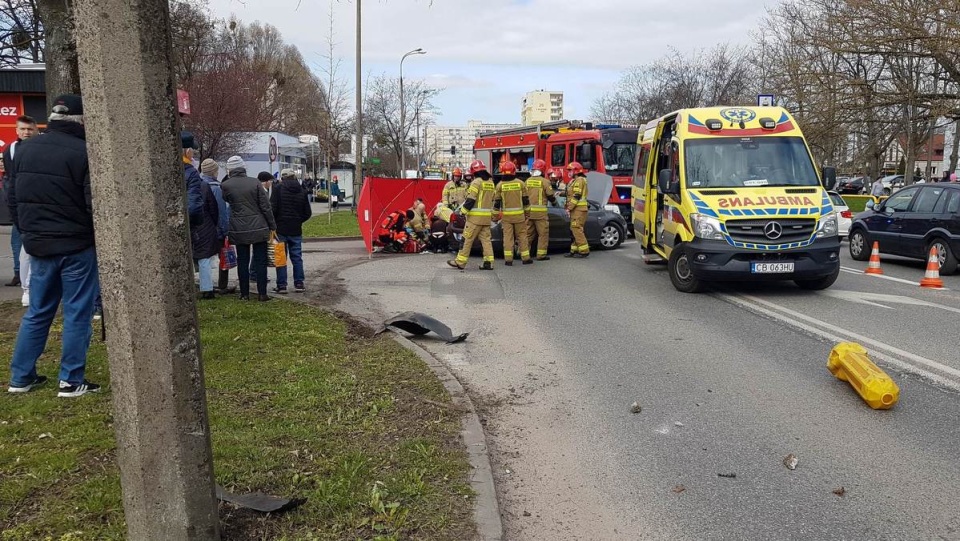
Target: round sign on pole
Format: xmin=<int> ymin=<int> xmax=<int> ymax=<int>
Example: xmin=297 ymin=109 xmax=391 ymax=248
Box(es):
xmin=268 ymin=136 xmax=278 ymax=163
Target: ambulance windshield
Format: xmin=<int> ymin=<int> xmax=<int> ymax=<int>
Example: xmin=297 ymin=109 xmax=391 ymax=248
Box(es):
xmin=684 ymin=137 xmax=819 ymax=189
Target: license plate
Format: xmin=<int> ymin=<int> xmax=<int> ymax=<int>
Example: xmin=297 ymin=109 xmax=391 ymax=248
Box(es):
xmin=751 ymin=262 xmax=794 ymax=274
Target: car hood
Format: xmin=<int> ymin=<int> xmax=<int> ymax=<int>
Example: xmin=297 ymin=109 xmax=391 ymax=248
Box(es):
xmin=585 ymin=171 xmax=614 ymax=206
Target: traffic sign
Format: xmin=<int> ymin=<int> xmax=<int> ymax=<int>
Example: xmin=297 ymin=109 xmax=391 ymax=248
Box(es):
xmin=420 ymin=161 xmax=427 ymax=168
xmin=371 ymin=158 xmax=381 ymax=165
xmin=268 ymin=136 xmax=278 ymax=163
xmin=757 ymin=94 xmax=775 ymax=107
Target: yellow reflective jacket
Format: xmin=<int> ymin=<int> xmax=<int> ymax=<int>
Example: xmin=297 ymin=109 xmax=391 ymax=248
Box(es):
xmin=525 ymin=175 xmax=555 ymax=219
xmin=442 ymin=180 xmax=468 ymax=208
xmin=565 ymin=175 xmax=588 ymax=211
xmin=494 ymin=178 xmax=527 ymax=223
xmin=465 ymin=178 xmax=496 ymax=225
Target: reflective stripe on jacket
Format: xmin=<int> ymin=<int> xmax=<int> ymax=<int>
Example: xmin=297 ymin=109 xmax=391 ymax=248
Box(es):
xmin=526 ymin=176 xmax=554 ymax=219
xmin=466 ymin=178 xmax=496 ymax=225
xmin=566 ymin=175 xmax=588 ymax=210
xmin=495 ymin=179 xmax=527 ymax=223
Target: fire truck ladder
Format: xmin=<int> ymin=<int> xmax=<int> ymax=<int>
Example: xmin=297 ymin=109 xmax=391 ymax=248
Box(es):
xmin=478 ymin=120 xmax=587 ymax=139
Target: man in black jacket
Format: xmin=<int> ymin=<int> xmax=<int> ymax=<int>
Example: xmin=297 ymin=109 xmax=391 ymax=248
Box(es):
xmin=3 ymin=115 xmax=39 ymax=288
xmin=7 ymin=94 xmax=100 ymax=397
xmin=270 ymin=168 xmax=312 ymax=292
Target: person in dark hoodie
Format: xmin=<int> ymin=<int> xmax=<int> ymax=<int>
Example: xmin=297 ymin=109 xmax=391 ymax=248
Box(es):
xmin=270 ymin=168 xmax=312 ymax=293
xmin=7 ymin=94 xmax=100 ymax=397
xmin=221 ymin=156 xmax=277 ymax=301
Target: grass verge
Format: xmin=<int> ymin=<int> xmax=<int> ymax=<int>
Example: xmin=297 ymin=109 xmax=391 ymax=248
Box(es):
xmin=0 ymin=299 xmax=474 ymax=540
xmin=303 ymin=212 xmax=362 ymax=239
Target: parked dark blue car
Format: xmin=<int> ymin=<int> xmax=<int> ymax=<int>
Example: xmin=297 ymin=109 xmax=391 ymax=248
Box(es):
xmin=848 ymin=183 xmax=960 ymax=274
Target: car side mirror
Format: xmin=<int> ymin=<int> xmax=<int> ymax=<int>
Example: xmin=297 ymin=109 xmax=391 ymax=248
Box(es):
xmin=822 ymin=166 xmax=837 ymax=191
xmin=658 ymin=169 xmax=678 ymax=194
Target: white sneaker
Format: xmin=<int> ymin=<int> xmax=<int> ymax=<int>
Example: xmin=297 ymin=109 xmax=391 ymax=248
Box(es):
xmin=21 ymin=291 xmax=29 ymax=307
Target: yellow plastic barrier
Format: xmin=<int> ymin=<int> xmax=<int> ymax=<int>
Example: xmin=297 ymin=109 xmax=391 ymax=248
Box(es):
xmin=827 ymin=343 xmax=900 ymax=409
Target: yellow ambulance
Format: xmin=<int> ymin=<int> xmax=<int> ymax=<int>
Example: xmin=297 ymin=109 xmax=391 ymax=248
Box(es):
xmin=631 ymin=106 xmax=840 ymax=293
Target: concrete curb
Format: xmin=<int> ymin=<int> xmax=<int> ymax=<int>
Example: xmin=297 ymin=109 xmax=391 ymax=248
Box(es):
xmin=302 ymin=236 xmax=364 ymax=243
xmin=389 ymin=332 xmax=504 ymax=541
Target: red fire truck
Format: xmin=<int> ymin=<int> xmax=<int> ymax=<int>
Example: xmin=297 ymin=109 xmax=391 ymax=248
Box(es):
xmin=473 ymin=120 xmax=638 ymax=222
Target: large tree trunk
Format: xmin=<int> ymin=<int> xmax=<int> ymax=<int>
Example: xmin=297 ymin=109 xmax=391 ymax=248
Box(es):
xmin=36 ymin=0 xmax=80 ymax=109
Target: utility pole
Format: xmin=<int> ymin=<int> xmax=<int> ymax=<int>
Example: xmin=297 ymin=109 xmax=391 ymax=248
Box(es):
xmin=399 ymin=48 xmax=425 ymax=179
xmin=353 ymin=0 xmax=361 ymax=215
xmin=73 ymin=0 xmax=219 ymax=539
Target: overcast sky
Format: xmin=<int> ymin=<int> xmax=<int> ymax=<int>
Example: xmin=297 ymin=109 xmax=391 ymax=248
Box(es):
xmin=205 ymin=0 xmax=777 ymax=126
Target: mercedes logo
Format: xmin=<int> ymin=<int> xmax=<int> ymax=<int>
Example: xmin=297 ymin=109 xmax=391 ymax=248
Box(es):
xmin=764 ymin=221 xmax=783 ymax=240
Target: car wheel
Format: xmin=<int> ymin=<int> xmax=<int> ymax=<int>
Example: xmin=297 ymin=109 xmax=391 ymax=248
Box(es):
xmin=599 ymin=223 xmax=623 ymax=249
xmin=849 ymin=229 xmax=869 ymax=261
xmin=928 ymin=238 xmax=958 ymax=276
xmin=795 ymin=267 xmax=840 ymax=290
xmin=668 ymin=245 xmax=704 ymax=293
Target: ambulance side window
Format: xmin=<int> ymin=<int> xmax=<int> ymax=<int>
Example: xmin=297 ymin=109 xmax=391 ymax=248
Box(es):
xmin=551 ymin=144 xmax=566 ymax=167
xmin=634 ymin=146 xmax=649 ymax=187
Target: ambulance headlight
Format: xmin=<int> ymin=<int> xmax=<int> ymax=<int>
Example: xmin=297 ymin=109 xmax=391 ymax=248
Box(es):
xmin=817 ymin=212 xmax=838 ymax=238
xmin=690 ymin=213 xmax=725 ymax=240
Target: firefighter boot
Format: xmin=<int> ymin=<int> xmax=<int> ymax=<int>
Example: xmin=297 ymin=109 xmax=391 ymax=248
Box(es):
xmin=447 ymin=260 xmax=465 ymax=270
xmin=522 ymin=259 xmax=533 ymax=265
xmin=504 ymin=260 xmax=513 ymax=266
xmin=479 ymin=261 xmax=493 ymax=271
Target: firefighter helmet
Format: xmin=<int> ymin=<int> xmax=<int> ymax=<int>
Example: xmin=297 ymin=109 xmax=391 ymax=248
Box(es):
xmin=469 ymin=160 xmax=487 ymax=175
xmin=452 ymin=167 xmax=463 ymax=179
xmin=547 ymin=168 xmax=559 ymax=179
xmin=500 ymin=161 xmax=517 ymax=176
xmin=566 ymin=161 xmax=585 ymax=176
xmin=532 ymin=159 xmax=547 ymax=175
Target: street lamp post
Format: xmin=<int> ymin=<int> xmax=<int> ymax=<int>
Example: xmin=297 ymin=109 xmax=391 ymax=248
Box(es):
xmin=399 ymin=47 xmax=425 ymax=178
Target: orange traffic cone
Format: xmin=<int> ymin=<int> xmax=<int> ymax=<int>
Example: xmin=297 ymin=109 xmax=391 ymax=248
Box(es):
xmin=865 ymin=241 xmax=883 ymax=275
xmin=920 ymin=246 xmax=944 ymax=289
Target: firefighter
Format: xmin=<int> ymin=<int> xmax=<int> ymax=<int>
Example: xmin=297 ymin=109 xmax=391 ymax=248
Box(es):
xmin=377 ymin=209 xmax=407 ymax=253
xmin=494 ymin=161 xmax=532 ymax=266
xmin=447 ymin=160 xmax=496 ymax=270
xmin=442 ymin=167 xmax=468 ymax=209
xmin=565 ymin=161 xmax=590 ymax=258
xmin=526 ymin=159 xmax=557 ymax=261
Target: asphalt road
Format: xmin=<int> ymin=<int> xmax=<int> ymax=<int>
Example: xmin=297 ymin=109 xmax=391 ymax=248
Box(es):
xmin=287 ymin=239 xmax=960 ymax=539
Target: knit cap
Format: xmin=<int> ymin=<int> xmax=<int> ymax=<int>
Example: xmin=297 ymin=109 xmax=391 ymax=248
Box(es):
xmin=200 ymin=159 xmax=219 ymax=177
xmin=226 ymin=156 xmax=245 ymax=172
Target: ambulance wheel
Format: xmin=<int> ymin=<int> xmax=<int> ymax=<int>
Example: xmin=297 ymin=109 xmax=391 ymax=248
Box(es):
xmin=795 ymin=267 xmax=840 ymax=290
xmin=668 ymin=246 xmax=704 ymax=293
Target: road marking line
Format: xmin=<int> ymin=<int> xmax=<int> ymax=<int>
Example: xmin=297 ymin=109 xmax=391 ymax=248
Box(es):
xmin=841 ymin=265 xmax=952 ymax=290
xmin=717 ymin=292 xmax=960 ymax=392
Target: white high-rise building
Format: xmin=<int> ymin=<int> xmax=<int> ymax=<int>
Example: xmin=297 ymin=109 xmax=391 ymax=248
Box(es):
xmin=521 ymin=90 xmax=563 ymax=126
xmin=425 ymin=120 xmax=520 ymax=168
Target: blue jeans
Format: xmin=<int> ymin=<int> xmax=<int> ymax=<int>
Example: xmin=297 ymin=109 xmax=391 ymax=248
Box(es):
xmin=196 ymin=254 xmax=218 ymax=292
xmin=11 ymin=225 xmax=21 ymax=275
xmin=9 ymin=246 xmax=98 ymax=386
xmin=275 ymin=235 xmax=303 ymax=287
